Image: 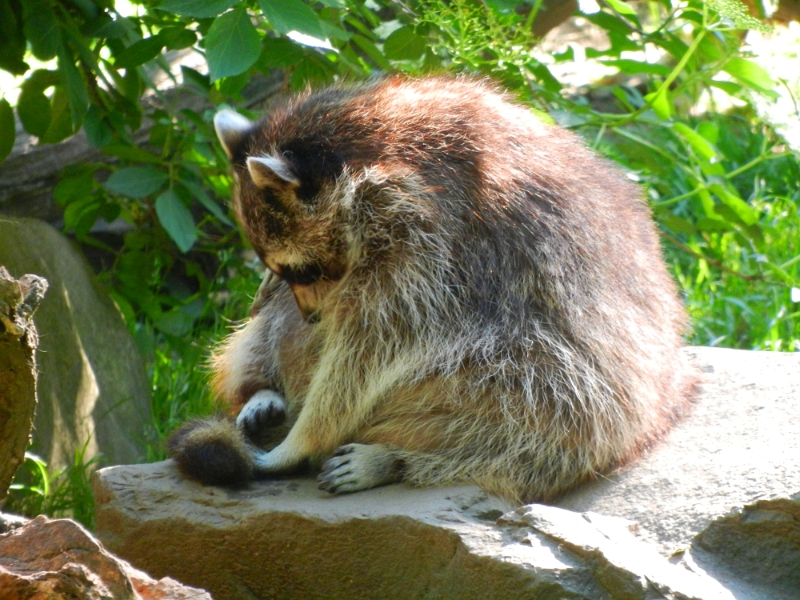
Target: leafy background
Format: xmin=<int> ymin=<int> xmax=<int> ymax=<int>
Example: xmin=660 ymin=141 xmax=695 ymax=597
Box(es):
xmin=0 ymin=0 xmax=798 ymax=525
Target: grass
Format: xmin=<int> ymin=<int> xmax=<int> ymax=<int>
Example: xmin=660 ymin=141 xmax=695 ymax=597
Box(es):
xmin=4 ymin=444 xmax=99 ymax=530
xmin=672 ymin=191 xmax=800 ymax=350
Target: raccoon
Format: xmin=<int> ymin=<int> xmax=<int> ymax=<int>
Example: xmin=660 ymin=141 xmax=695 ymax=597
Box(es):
xmin=168 ymin=76 xmax=695 ymax=504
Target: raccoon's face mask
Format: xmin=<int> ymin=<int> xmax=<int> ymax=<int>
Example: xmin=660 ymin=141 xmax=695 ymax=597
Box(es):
xmin=214 ymin=110 xmax=348 ymax=323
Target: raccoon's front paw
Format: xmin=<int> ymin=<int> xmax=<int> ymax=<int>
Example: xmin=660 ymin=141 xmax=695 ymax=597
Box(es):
xmin=237 ymin=390 xmax=286 ymax=439
xmin=318 ymin=443 xmax=402 ymax=494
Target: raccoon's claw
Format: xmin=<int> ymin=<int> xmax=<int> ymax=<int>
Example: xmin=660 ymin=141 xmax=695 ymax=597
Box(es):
xmin=318 ymin=443 xmax=401 ymax=494
xmin=237 ymin=390 xmax=286 ymax=439
xmin=250 ymin=269 xmax=282 ymax=318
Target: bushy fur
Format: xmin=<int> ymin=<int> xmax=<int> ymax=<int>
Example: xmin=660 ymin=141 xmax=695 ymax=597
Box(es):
xmin=169 ymin=76 xmax=695 ymax=504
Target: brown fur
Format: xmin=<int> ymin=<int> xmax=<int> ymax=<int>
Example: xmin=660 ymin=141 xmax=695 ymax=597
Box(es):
xmin=168 ymin=76 xmax=695 ymax=504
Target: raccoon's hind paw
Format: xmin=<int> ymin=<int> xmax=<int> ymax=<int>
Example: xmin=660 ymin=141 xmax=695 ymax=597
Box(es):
xmin=236 ymin=390 xmax=286 ymax=440
xmin=318 ymin=443 xmax=403 ymax=494
xmin=167 ymin=417 xmax=254 ymax=486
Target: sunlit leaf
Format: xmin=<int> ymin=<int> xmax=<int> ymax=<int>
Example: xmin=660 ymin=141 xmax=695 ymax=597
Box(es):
xmin=673 ymin=122 xmax=718 ymax=161
xmin=206 ymin=7 xmax=262 ymax=81
xmin=644 ymin=90 xmax=671 ymax=120
xmin=605 ymin=0 xmax=637 ymax=15
xmin=259 ymin=0 xmax=325 ymax=38
xmin=160 ymin=0 xmax=238 ymax=18
xmin=709 ymin=183 xmax=759 ymax=226
xmin=601 ymin=59 xmax=671 ymax=77
xmin=384 ymin=26 xmax=425 ymax=61
xmin=722 ymin=57 xmax=777 ymax=98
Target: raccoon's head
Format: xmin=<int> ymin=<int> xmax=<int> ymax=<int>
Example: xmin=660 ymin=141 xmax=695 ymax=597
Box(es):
xmin=214 ymin=109 xmax=350 ymax=322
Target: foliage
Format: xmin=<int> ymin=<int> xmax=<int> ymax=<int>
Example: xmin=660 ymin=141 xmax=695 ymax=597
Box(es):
xmin=0 ymin=0 xmax=798 ymax=516
xmin=4 ymin=446 xmax=99 ymax=529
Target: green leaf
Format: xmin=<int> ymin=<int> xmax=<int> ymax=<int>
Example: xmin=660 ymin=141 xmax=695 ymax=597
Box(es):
xmin=0 ymin=99 xmax=15 ymax=162
xmin=56 ymin=41 xmax=89 ymax=129
xmin=601 ymin=59 xmax=671 ymax=77
xmin=605 ymin=0 xmax=637 ymax=15
xmin=659 ymin=214 xmax=698 ymax=236
xmin=181 ymin=66 xmax=210 ymax=95
xmin=527 ymin=63 xmax=562 ymax=93
xmin=709 ymin=183 xmax=759 ymax=226
xmin=709 ymin=80 xmax=743 ymax=96
xmin=644 ymin=90 xmax=671 ymax=120
xmin=17 ymin=84 xmax=52 ymax=137
xmin=22 ymin=0 xmax=60 ymax=61
xmin=159 ymin=0 xmax=239 ymax=19
xmin=181 ymin=180 xmax=233 ymax=226
xmin=696 ymin=217 xmax=731 ymax=232
xmin=154 ymin=307 xmax=195 ymax=336
xmin=697 ymin=122 xmax=719 ymax=145
xmin=256 ymin=37 xmax=305 ymax=69
xmin=83 ymin=105 xmax=112 ymax=147
xmin=83 ymin=14 xmax=127 ymax=39
xmin=160 ymin=27 xmax=197 ymax=50
xmin=351 ymin=34 xmax=391 ymax=70
xmin=290 ymin=55 xmax=335 ymax=88
xmin=258 ymin=0 xmax=325 ymax=39
xmin=0 ymin=1 xmax=28 ymax=75
xmin=155 ymin=189 xmax=197 ymax=253
xmin=585 ymin=12 xmax=631 ymax=35
xmin=105 ymin=166 xmax=168 ymax=198
xmin=722 ymin=57 xmax=777 ymax=97
xmin=383 ymin=25 xmax=425 ymax=61
xmin=54 ymin=171 xmax=95 ymax=206
xmin=64 ymin=196 xmax=101 ymax=238
xmin=673 ymin=122 xmax=718 ymax=161
xmin=206 ymin=7 xmax=262 ymax=81
xmin=40 ymin=86 xmax=77 ymax=144
xmin=102 ymin=143 xmax=162 ymax=163
xmin=115 ymin=36 xmax=165 ymax=69
xmin=484 ymin=0 xmax=519 ymax=12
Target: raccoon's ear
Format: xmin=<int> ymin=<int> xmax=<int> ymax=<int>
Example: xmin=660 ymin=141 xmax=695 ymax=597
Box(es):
xmin=246 ymin=155 xmax=300 ymax=189
xmin=214 ymin=110 xmax=252 ymax=158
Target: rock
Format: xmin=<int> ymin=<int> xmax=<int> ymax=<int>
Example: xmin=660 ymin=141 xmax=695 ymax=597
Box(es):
xmin=0 ymin=515 xmax=211 ymax=600
xmin=0 ymin=217 xmax=151 ymax=472
xmin=93 ymin=347 xmax=799 ymax=599
xmin=0 ymin=267 xmax=46 ymax=501
xmin=0 ymin=512 xmax=29 ymax=535
xmin=94 ymin=463 xmax=731 ymax=600
xmin=690 ymin=495 xmax=800 ymax=600
xmin=557 ymin=346 xmax=800 ymax=556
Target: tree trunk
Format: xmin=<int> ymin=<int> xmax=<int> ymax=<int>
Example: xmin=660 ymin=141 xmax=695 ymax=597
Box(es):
xmin=0 ymin=267 xmax=47 ymax=502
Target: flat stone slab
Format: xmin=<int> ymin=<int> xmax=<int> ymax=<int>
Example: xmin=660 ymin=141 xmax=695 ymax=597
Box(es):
xmin=93 ymin=347 xmax=800 ymax=599
xmin=95 ymin=462 xmax=733 ymax=600
xmin=559 ymin=346 xmax=800 ymax=555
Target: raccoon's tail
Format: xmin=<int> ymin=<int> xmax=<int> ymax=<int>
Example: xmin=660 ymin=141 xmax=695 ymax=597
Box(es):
xmin=166 ymin=417 xmax=254 ymax=486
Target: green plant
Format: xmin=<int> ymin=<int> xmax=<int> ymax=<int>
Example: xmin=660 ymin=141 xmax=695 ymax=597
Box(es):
xmin=5 ymin=443 xmax=99 ymax=529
